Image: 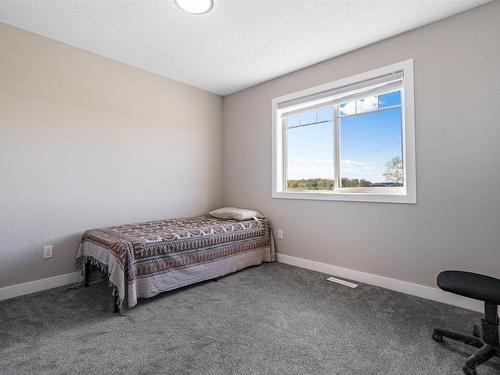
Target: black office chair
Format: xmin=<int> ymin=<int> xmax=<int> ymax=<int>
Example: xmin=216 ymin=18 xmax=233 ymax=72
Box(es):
xmin=432 ymin=270 xmax=500 ymax=375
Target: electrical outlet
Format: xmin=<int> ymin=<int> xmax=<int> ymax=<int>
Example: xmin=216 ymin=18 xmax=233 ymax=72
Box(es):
xmin=43 ymin=245 xmax=53 ymax=259
xmin=276 ymin=229 xmax=284 ymax=240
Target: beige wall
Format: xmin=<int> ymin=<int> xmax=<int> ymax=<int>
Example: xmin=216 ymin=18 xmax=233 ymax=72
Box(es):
xmin=0 ymin=22 xmax=223 ymax=286
xmin=223 ymin=2 xmax=500 ymax=288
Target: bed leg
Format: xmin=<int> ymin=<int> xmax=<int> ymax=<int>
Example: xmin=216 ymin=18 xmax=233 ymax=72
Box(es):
xmin=84 ymin=259 xmax=90 ymax=287
xmin=113 ymin=288 xmax=120 ymax=313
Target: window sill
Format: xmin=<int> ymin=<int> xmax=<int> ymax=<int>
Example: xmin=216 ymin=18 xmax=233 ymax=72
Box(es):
xmin=272 ymin=189 xmax=416 ymax=204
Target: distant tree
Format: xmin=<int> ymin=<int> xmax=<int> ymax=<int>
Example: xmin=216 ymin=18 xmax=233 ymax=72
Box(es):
xmin=359 ymin=179 xmax=372 ymax=187
xmin=383 ymin=156 xmax=404 ymax=186
xmin=341 ymin=178 xmax=372 ymax=187
xmin=287 ymin=178 xmax=334 ymax=190
xmin=342 ymin=178 xmax=357 ymax=187
xmin=287 ymin=177 xmax=375 ymax=190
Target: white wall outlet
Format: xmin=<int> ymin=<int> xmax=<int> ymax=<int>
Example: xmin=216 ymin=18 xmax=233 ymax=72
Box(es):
xmin=43 ymin=245 xmax=53 ymax=259
xmin=276 ymin=229 xmax=284 ymax=240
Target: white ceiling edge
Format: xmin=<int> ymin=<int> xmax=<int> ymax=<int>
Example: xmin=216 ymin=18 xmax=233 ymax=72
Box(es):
xmin=0 ymin=0 xmax=492 ymax=96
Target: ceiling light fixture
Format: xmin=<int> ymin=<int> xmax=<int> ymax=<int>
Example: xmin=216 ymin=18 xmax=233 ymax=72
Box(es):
xmin=174 ymin=0 xmax=214 ymax=15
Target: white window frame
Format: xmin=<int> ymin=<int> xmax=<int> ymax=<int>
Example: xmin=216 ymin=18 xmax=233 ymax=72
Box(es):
xmin=272 ymin=59 xmax=416 ymax=204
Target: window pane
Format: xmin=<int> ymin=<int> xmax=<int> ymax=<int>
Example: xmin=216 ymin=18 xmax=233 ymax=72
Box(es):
xmin=356 ymin=95 xmax=378 ymax=113
xmin=378 ymin=90 xmax=401 ymax=108
xmin=287 ymin=114 xmax=300 ymax=127
xmin=287 ymin=110 xmax=334 ymax=191
xmin=339 ymin=107 xmax=403 ymax=187
xmin=301 ymin=110 xmax=316 ymax=125
xmin=339 ymin=101 xmax=355 ymax=116
xmin=317 ymin=107 xmax=333 ymax=122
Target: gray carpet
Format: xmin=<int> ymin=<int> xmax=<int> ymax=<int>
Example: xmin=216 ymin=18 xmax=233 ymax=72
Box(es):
xmin=1 ymin=263 xmax=499 ymax=375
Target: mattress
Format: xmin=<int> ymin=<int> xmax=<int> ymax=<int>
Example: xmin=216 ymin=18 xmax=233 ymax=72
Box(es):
xmin=76 ymin=215 xmax=275 ymax=308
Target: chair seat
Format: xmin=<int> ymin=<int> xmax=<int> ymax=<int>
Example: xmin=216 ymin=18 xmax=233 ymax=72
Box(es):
xmin=437 ymin=271 xmax=500 ymax=305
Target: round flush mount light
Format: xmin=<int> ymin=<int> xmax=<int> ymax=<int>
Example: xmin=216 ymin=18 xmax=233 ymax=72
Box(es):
xmin=174 ymin=0 xmax=214 ymax=14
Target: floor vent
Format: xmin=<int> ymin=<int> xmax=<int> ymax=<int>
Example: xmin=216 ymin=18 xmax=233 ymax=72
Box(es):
xmin=327 ymin=276 xmax=358 ymax=288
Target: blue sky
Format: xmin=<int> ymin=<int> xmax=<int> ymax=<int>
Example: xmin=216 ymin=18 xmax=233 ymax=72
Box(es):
xmin=287 ymin=91 xmax=403 ymax=183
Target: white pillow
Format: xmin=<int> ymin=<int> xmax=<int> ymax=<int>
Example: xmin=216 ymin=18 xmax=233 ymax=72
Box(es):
xmin=208 ymin=207 xmax=264 ymax=221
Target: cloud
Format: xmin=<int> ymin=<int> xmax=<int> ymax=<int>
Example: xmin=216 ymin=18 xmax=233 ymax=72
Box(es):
xmin=288 ymin=158 xmax=385 ymax=181
xmin=357 ymin=95 xmax=378 ymax=113
xmin=294 ymin=157 xmax=308 ymax=162
xmin=287 ymin=164 xmax=333 ymax=180
xmin=313 ymin=159 xmax=334 ymax=164
xmin=341 ymin=159 xmax=374 ymax=170
xmin=340 ymin=95 xmax=378 ymax=116
xmin=340 ymin=159 xmax=385 ymax=181
xmin=339 ymin=101 xmax=355 ymax=116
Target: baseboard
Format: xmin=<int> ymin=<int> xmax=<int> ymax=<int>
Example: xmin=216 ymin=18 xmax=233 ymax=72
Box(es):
xmin=0 ymin=258 xmax=484 ymax=313
xmin=0 ymin=272 xmax=81 ymax=301
xmin=277 ymin=253 xmax=483 ymax=313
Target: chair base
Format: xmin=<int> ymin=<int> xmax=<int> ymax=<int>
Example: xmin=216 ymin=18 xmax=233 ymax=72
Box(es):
xmin=433 ymin=328 xmax=499 ymax=375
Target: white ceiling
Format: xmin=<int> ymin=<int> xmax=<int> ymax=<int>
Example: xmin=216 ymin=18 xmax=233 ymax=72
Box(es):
xmin=0 ymin=0 xmax=490 ymax=95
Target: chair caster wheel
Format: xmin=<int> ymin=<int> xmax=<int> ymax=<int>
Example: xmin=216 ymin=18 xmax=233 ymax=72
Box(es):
xmin=463 ymin=365 xmax=477 ymax=375
xmin=432 ymin=332 xmax=443 ymax=342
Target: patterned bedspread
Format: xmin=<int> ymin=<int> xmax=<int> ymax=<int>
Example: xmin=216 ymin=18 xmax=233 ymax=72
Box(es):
xmin=76 ymin=216 xmax=274 ymax=308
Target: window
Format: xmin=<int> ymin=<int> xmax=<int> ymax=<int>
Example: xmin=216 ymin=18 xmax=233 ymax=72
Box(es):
xmin=272 ymin=60 xmax=416 ymax=203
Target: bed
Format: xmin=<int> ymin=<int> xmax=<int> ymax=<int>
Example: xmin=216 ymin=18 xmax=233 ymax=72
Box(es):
xmin=76 ymin=215 xmax=275 ymax=311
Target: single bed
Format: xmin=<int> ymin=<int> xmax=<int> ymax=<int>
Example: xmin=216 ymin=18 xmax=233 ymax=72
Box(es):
xmin=76 ymin=215 xmax=275 ymax=311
